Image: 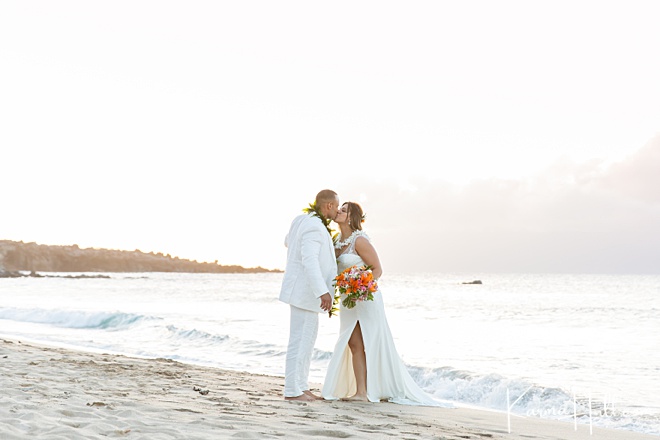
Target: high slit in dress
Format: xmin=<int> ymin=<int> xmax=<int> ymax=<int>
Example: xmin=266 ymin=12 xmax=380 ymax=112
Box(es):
xmin=321 ymin=234 xmax=453 ymax=407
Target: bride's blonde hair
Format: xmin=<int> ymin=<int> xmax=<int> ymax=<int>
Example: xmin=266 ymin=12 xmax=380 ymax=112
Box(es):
xmin=344 ymin=202 xmax=365 ymax=231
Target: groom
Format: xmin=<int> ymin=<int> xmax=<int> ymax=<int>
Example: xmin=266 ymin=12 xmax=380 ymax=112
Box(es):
xmin=279 ymin=189 xmax=339 ymax=401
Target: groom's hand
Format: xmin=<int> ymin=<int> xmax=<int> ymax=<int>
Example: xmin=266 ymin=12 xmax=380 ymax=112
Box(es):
xmin=320 ymin=293 xmax=332 ymax=312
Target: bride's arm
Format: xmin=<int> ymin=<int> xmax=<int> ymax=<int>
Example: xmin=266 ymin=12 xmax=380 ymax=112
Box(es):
xmin=354 ymin=236 xmax=383 ymax=279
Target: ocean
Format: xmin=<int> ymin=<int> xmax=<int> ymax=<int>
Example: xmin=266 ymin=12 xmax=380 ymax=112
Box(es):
xmin=0 ymin=272 xmax=658 ymax=436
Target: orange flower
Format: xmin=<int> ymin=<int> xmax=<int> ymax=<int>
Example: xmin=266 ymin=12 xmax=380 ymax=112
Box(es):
xmin=332 ymin=265 xmax=378 ymax=311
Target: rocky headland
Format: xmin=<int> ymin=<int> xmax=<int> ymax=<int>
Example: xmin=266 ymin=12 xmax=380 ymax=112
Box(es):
xmin=0 ymin=240 xmax=280 ymax=276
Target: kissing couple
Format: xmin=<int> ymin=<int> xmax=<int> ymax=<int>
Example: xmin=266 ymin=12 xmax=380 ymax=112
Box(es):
xmin=279 ymin=189 xmax=452 ymax=406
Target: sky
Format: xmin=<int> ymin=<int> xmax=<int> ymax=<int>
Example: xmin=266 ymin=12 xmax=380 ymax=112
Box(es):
xmin=1 ymin=1 xmax=659 ymax=274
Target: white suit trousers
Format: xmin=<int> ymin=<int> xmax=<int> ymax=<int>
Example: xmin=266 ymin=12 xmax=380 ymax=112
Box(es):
xmin=284 ymin=305 xmax=319 ymax=397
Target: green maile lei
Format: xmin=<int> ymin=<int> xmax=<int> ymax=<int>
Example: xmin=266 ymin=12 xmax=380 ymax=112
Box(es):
xmin=302 ymin=203 xmax=338 ymax=244
xmin=303 ymin=203 xmax=341 ymax=317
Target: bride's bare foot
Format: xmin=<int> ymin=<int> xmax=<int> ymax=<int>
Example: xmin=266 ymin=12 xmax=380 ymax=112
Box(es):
xmin=303 ymin=390 xmax=324 ymax=400
xmin=341 ymin=394 xmax=369 ymax=402
xmin=285 ymin=394 xmax=316 ymax=402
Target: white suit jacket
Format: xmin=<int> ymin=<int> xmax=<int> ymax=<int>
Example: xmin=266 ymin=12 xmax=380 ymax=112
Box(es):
xmin=279 ymin=213 xmax=337 ymax=313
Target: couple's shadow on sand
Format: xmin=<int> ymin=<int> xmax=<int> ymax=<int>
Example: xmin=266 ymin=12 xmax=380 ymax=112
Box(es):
xmin=285 ymin=390 xmax=371 ymax=403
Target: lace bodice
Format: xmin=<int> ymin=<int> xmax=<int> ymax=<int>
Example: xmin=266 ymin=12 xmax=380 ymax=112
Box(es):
xmin=336 ymin=231 xmax=369 ymax=273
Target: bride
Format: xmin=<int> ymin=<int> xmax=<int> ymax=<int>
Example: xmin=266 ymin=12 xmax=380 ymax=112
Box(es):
xmin=322 ymin=202 xmax=452 ymax=406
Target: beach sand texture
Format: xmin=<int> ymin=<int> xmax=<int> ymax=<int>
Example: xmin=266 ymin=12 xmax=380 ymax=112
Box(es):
xmin=1 ymin=339 xmax=655 ymax=440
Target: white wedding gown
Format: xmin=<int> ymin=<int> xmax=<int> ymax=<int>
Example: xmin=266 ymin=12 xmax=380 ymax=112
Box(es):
xmin=322 ymin=235 xmax=452 ymax=407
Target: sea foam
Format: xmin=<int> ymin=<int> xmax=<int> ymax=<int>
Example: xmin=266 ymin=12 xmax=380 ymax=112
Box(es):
xmin=0 ymin=307 xmax=145 ymax=330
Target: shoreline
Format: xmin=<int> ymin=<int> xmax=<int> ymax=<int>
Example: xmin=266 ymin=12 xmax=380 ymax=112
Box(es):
xmin=1 ymin=339 xmax=656 ymax=439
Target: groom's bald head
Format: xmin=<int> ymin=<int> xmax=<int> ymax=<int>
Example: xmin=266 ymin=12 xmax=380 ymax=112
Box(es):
xmin=315 ymin=189 xmax=339 ymax=220
xmin=315 ymin=189 xmax=338 ymax=207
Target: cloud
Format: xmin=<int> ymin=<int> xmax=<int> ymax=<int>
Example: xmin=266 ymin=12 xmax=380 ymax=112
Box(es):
xmin=592 ymin=134 xmax=660 ymax=204
xmin=337 ymin=137 xmax=660 ymax=274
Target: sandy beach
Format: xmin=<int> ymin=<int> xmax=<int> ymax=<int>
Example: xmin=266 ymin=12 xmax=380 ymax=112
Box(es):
xmin=0 ymin=339 xmax=655 ymax=440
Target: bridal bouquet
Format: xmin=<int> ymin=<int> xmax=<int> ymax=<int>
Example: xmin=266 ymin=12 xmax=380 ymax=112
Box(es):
xmin=331 ymin=265 xmax=378 ymax=316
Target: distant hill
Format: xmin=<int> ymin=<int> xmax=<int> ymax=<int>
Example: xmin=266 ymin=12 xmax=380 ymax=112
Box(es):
xmin=0 ymin=240 xmax=280 ymax=274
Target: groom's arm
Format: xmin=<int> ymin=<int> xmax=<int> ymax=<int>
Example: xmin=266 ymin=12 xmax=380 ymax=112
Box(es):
xmin=300 ymin=224 xmax=332 ymax=299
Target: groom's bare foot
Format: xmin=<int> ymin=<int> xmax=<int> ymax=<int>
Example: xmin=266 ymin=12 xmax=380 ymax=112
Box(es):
xmin=303 ymin=390 xmax=324 ymax=400
xmin=285 ymin=394 xmax=316 ymax=402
